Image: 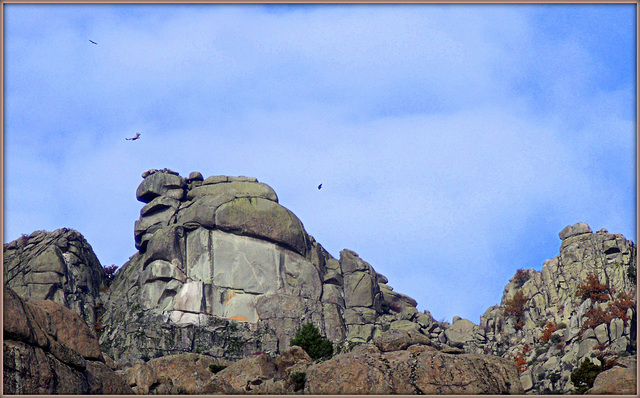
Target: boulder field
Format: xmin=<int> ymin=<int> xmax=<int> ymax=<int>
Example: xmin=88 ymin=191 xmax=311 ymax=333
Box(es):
xmin=3 ymin=169 xmax=636 ymax=394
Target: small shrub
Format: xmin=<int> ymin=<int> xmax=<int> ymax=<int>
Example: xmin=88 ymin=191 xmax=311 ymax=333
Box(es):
xmin=290 ymin=323 xmax=334 ymax=360
xmin=570 ymin=357 xmax=613 ymax=394
xmin=550 ymin=334 xmax=562 ymax=344
xmin=608 ymin=292 xmax=635 ymax=325
xmin=290 ymin=372 xmax=306 ymax=391
xmin=576 ymin=273 xmax=611 ymax=303
xmin=513 ymin=351 xmax=528 ymax=372
xmin=503 ymin=291 xmax=528 ymax=330
xmin=522 ymin=343 xmax=531 ymax=354
xmin=209 ymin=364 xmax=227 ymax=373
xmin=557 ymin=321 xmax=567 ymax=329
xmin=540 ymin=321 xmax=557 ymax=342
xmin=380 ymin=301 xmax=391 ymax=314
xmin=103 ymin=265 xmax=118 ymax=287
xmin=581 ymin=307 xmax=614 ymax=333
xmin=512 ymin=268 xmax=530 ymax=288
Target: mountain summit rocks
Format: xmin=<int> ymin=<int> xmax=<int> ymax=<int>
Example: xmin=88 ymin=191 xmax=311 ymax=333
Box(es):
xmin=99 ymin=169 xmax=437 ymax=368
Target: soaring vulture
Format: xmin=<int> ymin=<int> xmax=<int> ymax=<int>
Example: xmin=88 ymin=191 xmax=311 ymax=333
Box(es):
xmin=126 ymin=133 xmax=141 ymax=141
xmin=89 ymin=40 xmax=98 ymax=45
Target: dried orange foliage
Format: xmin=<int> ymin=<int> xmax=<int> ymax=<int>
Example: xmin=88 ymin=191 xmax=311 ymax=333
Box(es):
xmin=540 ymin=321 xmax=557 ymax=342
xmin=513 ymin=351 xmax=528 ymax=372
xmin=576 ymin=273 xmax=611 ymax=303
xmin=504 ymin=291 xmax=528 ymax=317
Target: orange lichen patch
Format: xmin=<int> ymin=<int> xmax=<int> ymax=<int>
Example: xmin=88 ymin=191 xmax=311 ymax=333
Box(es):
xmin=224 ymin=291 xmax=237 ymax=305
xmin=229 ymin=315 xmax=249 ymax=322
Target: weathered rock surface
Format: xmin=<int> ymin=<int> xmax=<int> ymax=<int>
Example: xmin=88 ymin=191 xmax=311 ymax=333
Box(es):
xmin=305 ymin=336 xmax=524 ymax=395
xmin=3 ymin=286 xmax=132 ymax=394
xmin=3 ymin=228 xmax=106 ymax=328
xmin=100 ymin=170 xmax=433 ymax=368
xmin=430 ymin=222 xmax=637 ymax=394
xmin=586 ymin=357 xmax=637 ymax=395
xmin=121 ymin=353 xmax=230 ymax=394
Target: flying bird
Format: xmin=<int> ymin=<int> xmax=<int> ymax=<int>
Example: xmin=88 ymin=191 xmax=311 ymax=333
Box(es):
xmin=126 ymin=133 xmax=141 ymax=141
xmin=318 ymin=184 xmax=322 ymax=190
xmin=89 ymin=40 xmax=98 ymax=45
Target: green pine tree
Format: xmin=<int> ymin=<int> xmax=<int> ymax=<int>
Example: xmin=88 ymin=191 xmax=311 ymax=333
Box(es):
xmin=290 ymin=323 xmax=334 ymax=360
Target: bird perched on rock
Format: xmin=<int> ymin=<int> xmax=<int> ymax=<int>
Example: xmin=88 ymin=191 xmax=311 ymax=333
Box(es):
xmin=126 ymin=133 xmax=141 ymax=141
xmin=318 ymin=184 xmax=322 ymax=190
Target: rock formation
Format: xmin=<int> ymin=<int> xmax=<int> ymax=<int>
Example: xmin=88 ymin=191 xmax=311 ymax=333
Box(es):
xmin=429 ymin=222 xmax=637 ymax=394
xmin=3 ymin=169 xmax=635 ymax=395
xmin=99 ymin=169 xmax=433 ymax=367
xmin=116 ymin=330 xmax=524 ymax=395
xmin=3 ymin=228 xmax=106 ymax=328
xmin=3 ymin=287 xmax=131 ymax=394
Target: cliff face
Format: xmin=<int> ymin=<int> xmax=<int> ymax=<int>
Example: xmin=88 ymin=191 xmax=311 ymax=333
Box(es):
xmin=3 ymin=228 xmax=106 ymax=329
xmin=99 ymin=169 xmax=431 ymax=367
xmin=436 ymin=222 xmax=637 ymax=394
xmin=3 ymin=170 xmax=636 ymax=395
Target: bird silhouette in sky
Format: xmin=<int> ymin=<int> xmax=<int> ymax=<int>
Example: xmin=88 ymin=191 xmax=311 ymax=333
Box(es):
xmin=126 ymin=133 xmax=141 ymax=141
xmin=318 ymin=184 xmax=322 ymax=190
xmin=89 ymin=40 xmax=98 ymax=45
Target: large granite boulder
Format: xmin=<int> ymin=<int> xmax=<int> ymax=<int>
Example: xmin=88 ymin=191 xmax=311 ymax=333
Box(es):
xmin=100 ymin=170 xmax=430 ymax=368
xmin=3 ymin=228 xmax=106 ymax=328
xmin=3 ymin=287 xmax=132 ymax=394
xmin=586 ymin=357 xmax=637 ymax=395
xmin=304 ymin=339 xmax=524 ymax=394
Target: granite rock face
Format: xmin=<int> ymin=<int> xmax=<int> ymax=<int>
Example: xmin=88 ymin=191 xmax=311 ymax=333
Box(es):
xmin=428 ymin=222 xmax=637 ymax=394
xmin=2 ymin=287 xmax=132 ymax=394
xmin=304 ymin=333 xmax=524 ymax=395
xmin=100 ymin=169 xmax=432 ymax=368
xmin=114 ymin=332 xmax=524 ymax=395
xmin=3 ymin=228 xmax=107 ymax=328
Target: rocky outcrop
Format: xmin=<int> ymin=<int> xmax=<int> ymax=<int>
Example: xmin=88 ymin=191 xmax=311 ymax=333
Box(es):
xmin=113 ymin=331 xmax=524 ymax=395
xmin=121 ymin=353 xmax=232 ymax=394
xmin=3 ymin=228 xmax=106 ymax=328
xmin=99 ymin=169 xmax=435 ymax=367
xmin=305 ymin=330 xmax=524 ymax=395
xmin=426 ymin=222 xmax=637 ymax=394
xmin=3 ymin=287 xmax=132 ymax=394
xmin=586 ymin=357 xmax=637 ymax=395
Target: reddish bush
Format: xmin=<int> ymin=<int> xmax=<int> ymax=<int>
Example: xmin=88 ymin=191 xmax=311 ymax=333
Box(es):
xmin=522 ymin=343 xmax=531 ymax=354
xmin=581 ymin=307 xmax=614 ymax=333
xmin=513 ymin=351 xmax=528 ymax=372
xmin=504 ymin=291 xmax=528 ymax=330
xmin=576 ymin=273 xmax=611 ymax=303
xmin=593 ymin=342 xmax=609 ymax=352
xmin=609 ymin=292 xmax=635 ymax=324
xmin=540 ymin=321 xmax=557 ymax=342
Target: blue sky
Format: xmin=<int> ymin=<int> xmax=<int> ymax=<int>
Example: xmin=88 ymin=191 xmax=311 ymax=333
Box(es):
xmin=3 ymin=3 xmax=636 ymax=323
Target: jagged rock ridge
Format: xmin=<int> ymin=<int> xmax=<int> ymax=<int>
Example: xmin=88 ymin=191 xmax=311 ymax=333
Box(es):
xmin=436 ymin=222 xmax=637 ymax=394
